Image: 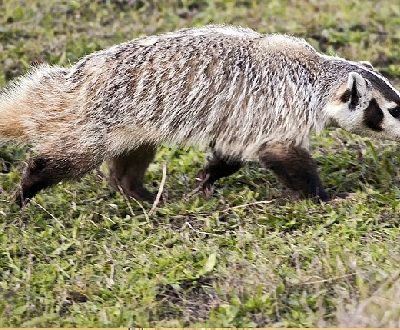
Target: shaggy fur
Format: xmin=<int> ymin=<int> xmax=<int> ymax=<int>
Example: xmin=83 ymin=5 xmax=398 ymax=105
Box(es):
xmin=1 ymin=25 xmax=400 ymax=204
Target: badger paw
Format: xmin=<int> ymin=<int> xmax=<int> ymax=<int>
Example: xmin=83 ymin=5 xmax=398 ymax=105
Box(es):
xmin=124 ymin=186 xmax=155 ymax=202
xmin=194 ymin=170 xmax=215 ymax=199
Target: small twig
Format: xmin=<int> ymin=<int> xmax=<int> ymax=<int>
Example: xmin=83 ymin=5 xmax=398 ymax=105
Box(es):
xmin=103 ymin=243 xmax=115 ymax=287
xmin=116 ymin=185 xmax=135 ymax=217
xmin=31 ymin=200 xmax=65 ymax=228
xmin=132 ymin=196 xmax=150 ymax=222
xmin=148 ymin=162 xmax=167 ymax=216
xmin=115 ymin=185 xmax=150 ymax=222
xmin=301 ymin=272 xmax=363 ymax=286
xmin=184 ymin=220 xmax=222 ymax=237
xmin=220 ymin=200 xmax=274 ymax=213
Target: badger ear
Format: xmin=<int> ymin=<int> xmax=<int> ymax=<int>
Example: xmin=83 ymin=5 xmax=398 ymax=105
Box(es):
xmin=340 ymin=72 xmax=367 ymax=109
xmin=359 ymin=61 xmax=374 ymax=70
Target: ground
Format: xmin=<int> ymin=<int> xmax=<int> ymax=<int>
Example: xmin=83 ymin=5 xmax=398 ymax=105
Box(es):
xmin=1 ymin=0 xmax=400 ymax=327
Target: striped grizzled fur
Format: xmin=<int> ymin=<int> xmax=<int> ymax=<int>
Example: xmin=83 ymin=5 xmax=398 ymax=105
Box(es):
xmin=1 ymin=25 xmax=400 ymax=205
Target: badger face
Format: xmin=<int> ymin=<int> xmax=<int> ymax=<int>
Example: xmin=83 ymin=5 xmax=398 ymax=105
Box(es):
xmin=325 ymin=68 xmax=400 ymax=141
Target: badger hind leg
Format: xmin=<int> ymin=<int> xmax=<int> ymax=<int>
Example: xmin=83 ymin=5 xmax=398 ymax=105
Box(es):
xmin=259 ymin=144 xmax=329 ymax=201
xmin=196 ymin=152 xmax=243 ymax=198
xmin=16 ymin=151 xmax=103 ymax=206
xmin=107 ymin=144 xmax=156 ymax=201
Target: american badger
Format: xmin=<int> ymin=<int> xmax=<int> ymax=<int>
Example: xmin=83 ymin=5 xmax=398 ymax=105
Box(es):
xmin=1 ymin=25 xmax=400 ymax=205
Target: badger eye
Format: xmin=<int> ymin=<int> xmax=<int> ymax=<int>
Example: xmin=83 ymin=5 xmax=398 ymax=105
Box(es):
xmin=389 ymin=106 xmax=400 ymax=118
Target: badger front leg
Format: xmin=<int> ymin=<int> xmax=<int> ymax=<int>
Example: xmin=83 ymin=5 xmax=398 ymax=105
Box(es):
xmin=107 ymin=144 xmax=156 ymax=201
xmin=259 ymin=144 xmax=329 ymax=201
xmin=196 ymin=152 xmax=243 ymax=198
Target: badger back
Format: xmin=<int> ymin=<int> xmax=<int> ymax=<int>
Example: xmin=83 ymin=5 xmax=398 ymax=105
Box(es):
xmin=71 ymin=27 xmax=324 ymax=158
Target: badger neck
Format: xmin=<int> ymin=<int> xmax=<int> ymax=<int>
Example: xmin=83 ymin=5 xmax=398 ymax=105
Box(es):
xmin=311 ymin=56 xmax=363 ymax=129
xmin=254 ymin=50 xmax=338 ymax=139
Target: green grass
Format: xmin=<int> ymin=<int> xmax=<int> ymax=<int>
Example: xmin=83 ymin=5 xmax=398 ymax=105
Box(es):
xmin=1 ymin=0 xmax=400 ymax=327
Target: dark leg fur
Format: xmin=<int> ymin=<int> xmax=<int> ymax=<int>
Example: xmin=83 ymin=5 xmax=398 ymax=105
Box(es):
xmin=196 ymin=153 xmax=242 ymax=198
xmin=259 ymin=144 xmax=329 ymax=201
xmin=107 ymin=144 xmax=156 ymax=201
xmin=16 ymin=154 xmax=99 ymax=206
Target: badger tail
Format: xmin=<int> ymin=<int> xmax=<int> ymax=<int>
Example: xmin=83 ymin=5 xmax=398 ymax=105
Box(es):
xmin=0 ymin=65 xmax=70 ymax=144
xmin=0 ymin=96 xmax=30 ymax=142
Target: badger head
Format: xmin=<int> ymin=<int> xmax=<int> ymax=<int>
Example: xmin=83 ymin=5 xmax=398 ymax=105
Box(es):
xmin=325 ymin=62 xmax=400 ymax=141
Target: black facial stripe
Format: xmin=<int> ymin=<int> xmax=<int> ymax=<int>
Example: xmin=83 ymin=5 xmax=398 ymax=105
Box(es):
xmin=389 ymin=106 xmax=400 ymax=119
xmin=339 ymin=80 xmax=360 ymax=110
xmin=350 ymin=79 xmax=359 ymax=108
xmin=332 ymin=61 xmax=400 ymax=104
xmin=363 ymin=98 xmax=383 ymax=131
xmin=340 ymin=89 xmax=351 ymax=103
xmin=360 ymin=70 xmax=400 ymax=103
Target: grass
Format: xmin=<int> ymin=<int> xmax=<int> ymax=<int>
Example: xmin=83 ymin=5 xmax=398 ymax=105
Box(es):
xmin=1 ymin=0 xmax=400 ymax=327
